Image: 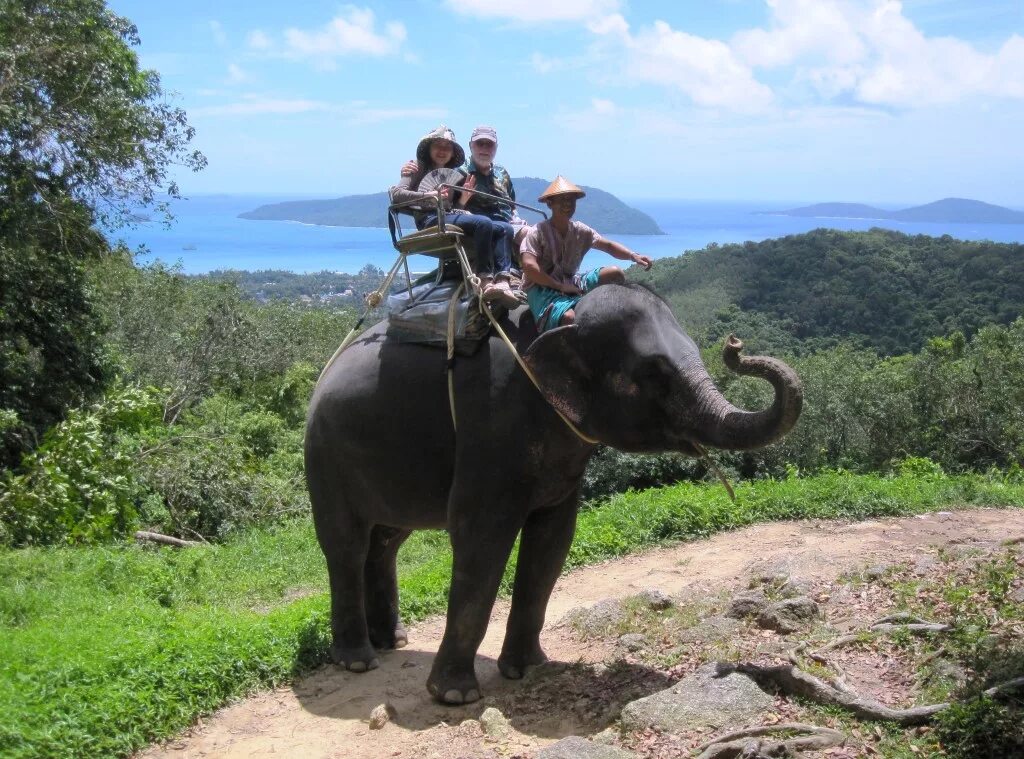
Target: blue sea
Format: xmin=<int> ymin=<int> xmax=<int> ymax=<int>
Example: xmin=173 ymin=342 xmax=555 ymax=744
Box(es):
xmin=114 ymin=194 xmax=1024 ymax=275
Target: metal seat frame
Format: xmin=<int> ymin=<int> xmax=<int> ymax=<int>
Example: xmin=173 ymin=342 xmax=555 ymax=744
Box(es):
xmin=386 ymin=185 xmax=548 ymax=301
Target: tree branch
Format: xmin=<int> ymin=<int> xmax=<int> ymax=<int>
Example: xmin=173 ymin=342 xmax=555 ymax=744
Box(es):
xmin=133 ymin=530 xmax=201 ymax=548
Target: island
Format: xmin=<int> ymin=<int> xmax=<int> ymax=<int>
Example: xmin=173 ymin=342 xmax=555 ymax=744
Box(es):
xmin=767 ymin=198 xmax=1024 ymax=225
xmin=239 ymin=177 xmax=665 ymax=235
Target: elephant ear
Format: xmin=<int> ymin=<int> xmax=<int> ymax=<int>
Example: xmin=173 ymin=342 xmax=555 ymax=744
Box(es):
xmin=522 ymin=324 xmax=593 ymax=426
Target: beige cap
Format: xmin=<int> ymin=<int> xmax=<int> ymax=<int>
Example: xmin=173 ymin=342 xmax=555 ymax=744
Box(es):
xmin=538 ymin=175 xmax=585 ymax=202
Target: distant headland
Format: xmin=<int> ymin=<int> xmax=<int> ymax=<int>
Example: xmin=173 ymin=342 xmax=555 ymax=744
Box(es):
xmin=239 ymin=177 xmax=665 ymax=235
xmin=765 ymin=198 xmax=1024 ymax=225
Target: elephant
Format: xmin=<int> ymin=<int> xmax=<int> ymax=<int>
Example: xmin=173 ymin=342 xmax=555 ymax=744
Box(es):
xmin=304 ymin=282 xmax=802 ymax=705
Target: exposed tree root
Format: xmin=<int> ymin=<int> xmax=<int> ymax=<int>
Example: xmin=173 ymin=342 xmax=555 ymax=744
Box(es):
xmin=758 ymin=615 xmax=1024 ymax=731
xmin=807 ymin=614 xmax=950 ymax=659
xmin=985 ymin=676 xmax=1024 ymax=698
xmin=871 ymin=613 xmax=951 ymax=634
xmin=718 ymin=661 xmax=950 ymax=726
xmin=695 ymin=723 xmax=846 ymax=759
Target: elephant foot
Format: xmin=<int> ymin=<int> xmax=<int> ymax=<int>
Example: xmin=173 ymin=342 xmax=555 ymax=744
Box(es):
xmin=330 ymin=642 xmax=380 ymax=673
xmin=427 ymin=664 xmax=481 ymax=705
xmin=369 ymin=621 xmax=408 ymax=651
xmin=498 ymin=644 xmax=548 ymax=680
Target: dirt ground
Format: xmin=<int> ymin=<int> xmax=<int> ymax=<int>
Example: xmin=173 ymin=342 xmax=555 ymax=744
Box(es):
xmin=139 ymin=508 xmax=1024 ymax=759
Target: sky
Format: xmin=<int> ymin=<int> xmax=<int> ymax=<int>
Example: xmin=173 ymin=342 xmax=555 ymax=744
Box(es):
xmin=107 ymin=0 xmax=1024 ymax=204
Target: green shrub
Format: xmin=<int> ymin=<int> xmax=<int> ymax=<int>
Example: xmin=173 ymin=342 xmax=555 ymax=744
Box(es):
xmin=131 ymin=394 xmax=308 ymax=540
xmin=581 ymin=447 xmax=703 ymax=503
xmin=0 ymin=386 xmax=162 ymax=546
xmin=935 ymin=697 xmax=1024 ymax=758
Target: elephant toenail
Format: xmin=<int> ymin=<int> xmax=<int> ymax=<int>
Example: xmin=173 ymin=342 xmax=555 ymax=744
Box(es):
xmin=368 ymin=658 xmax=380 ymax=670
xmin=395 ymin=638 xmax=408 ymax=649
xmin=443 ymin=689 xmax=464 ymax=704
xmin=465 ymin=689 xmax=480 ymax=702
xmin=349 ymin=661 xmax=367 ymax=672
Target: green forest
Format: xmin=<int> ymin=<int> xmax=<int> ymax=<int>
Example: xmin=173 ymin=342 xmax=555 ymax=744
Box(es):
xmin=2 ymin=2 xmax=1023 ymax=757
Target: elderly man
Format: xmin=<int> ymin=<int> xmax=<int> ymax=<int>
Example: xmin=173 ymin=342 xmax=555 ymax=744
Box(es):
xmin=455 ymin=126 xmax=524 ymax=301
xmin=521 ymin=176 xmax=653 ymax=332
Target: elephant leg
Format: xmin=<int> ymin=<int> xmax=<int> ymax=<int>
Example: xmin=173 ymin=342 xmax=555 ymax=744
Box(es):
xmin=427 ymin=505 xmax=521 ymax=705
xmin=315 ymin=511 xmax=379 ymax=673
xmin=499 ymin=497 xmax=579 ymax=680
xmin=365 ymin=525 xmax=411 ymax=650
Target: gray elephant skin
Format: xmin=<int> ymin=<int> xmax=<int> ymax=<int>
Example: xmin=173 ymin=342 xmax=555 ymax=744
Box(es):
xmin=304 ymin=283 xmax=802 ymax=704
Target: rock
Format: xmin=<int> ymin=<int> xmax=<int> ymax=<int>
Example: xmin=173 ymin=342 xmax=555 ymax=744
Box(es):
xmin=913 ymin=557 xmax=937 ymax=576
xmin=632 ymin=588 xmax=673 ymax=610
xmin=479 ymin=706 xmax=511 ymax=737
xmin=726 ymin=589 xmax=768 ymax=619
xmin=864 ymin=564 xmax=889 ymax=580
xmin=675 ymin=615 xmax=742 ymax=643
xmin=619 ymin=662 xmax=773 ymax=732
xmin=536 ymin=735 xmax=638 ymax=759
xmin=756 ymin=596 xmax=820 ymax=633
xmin=562 ymin=599 xmax=625 ymax=635
xmin=748 ymin=561 xmax=793 ymax=588
xmin=929 ymin=659 xmax=969 ymax=685
xmin=618 ymin=633 xmax=647 ymax=652
xmin=591 ymin=727 xmax=619 ymax=745
xmin=778 ymin=577 xmax=811 ymax=598
xmin=1009 ymin=586 xmax=1024 ymax=604
xmin=368 ymin=702 xmax=395 ymax=729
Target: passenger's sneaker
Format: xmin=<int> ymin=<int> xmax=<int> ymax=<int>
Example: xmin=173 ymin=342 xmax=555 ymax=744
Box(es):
xmin=482 ymin=279 xmax=522 ymax=309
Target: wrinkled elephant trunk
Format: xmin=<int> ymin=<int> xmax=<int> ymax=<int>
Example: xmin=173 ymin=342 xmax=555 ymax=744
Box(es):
xmin=694 ymin=335 xmax=803 ymax=451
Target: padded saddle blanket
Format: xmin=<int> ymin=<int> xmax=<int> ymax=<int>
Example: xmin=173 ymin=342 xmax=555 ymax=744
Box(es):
xmin=386 ymin=278 xmax=494 ymax=355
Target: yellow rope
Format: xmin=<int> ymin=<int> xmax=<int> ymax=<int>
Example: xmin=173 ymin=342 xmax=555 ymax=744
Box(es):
xmin=315 ymin=253 xmax=406 ymax=388
xmin=445 ymin=281 xmax=465 ymax=431
xmin=479 ymin=304 xmax=600 ymax=446
xmin=693 ymin=442 xmax=737 ymax=502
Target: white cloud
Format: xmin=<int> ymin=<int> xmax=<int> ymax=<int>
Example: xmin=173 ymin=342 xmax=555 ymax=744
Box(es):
xmin=444 ymin=0 xmax=619 ymax=23
xmin=193 ymin=95 xmax=443 ymax=123
xmin=441 ymin=0 xmax=1024 ymax=115
xmin=625 ymin=21 xmax=774 ymax=111
xmin=225 ymin=64 xmax=249 ymax=85
xmin=530 ymin=52 xmax=560 ymax=74
xmin=247 ymin=29 xmax=272 ymax=51
xmin=281 ymin=7 xmax=406 ymax=67
xmin=194 ymin=97 xmax=331 ymax=116
xmin=208 ymin=20 xmax=228 ymax=47
xmin=730 ymin=0 xmax=1024 ymax=108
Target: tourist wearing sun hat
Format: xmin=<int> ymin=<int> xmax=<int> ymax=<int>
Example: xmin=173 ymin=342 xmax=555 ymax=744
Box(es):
xmin=521 ymin=175 xmax=653 ymax=332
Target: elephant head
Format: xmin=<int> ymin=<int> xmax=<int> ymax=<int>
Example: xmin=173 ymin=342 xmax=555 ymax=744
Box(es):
xmin=522 ymin=283 xmax=802 ymax=455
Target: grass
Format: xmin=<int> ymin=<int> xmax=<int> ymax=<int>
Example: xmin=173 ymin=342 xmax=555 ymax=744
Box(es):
xmin=2 ymin=470 xmax=1024 ymax=757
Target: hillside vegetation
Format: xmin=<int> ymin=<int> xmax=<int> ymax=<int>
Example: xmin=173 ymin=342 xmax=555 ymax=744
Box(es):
xmin=635 ymin=228 xmax=1024 ymax=356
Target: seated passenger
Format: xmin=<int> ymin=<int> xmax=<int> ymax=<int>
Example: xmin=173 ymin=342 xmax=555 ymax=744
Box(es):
xmin=520 ymin=176 xmax=653 ymax=332
xmin=459 ymin=126 xmax=525 ymax=273
xmin=390 ymin=125 xmax=521 ymax=308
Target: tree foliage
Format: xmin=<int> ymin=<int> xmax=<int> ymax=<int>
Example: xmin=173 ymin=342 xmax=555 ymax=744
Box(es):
xmin=0 ymin=0 xmax=204 ymax=465
xmin=0 ymin=0 xmax=205 ymax=225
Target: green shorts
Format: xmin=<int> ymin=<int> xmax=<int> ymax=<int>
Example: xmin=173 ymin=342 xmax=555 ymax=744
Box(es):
xmin=526 ymin=267 xmax=604 ymax=332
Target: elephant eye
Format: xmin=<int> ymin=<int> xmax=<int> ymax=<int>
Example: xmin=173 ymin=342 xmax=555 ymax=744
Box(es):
xmin=635 ymin=356 xmax=671 ymax=392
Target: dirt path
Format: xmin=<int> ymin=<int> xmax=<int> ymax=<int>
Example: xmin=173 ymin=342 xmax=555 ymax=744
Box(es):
xmin=140 ymin=508 xmax=1024 ymax=759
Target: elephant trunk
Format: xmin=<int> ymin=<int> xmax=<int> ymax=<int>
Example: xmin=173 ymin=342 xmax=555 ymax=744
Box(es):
xmin=691 ymin=335 xmax=803 ymax=451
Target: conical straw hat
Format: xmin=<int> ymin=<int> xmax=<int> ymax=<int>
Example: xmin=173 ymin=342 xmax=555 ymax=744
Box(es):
xmin=538 ymin=175 xmax=586 ymax=202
